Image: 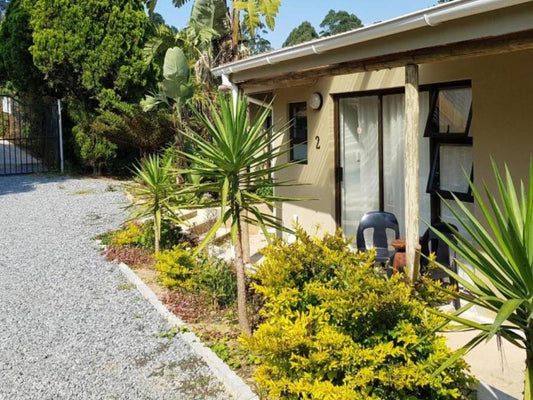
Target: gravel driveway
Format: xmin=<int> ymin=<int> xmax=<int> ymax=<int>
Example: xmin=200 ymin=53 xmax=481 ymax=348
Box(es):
xmin=0 ymin=175 xmax=231 ymax=400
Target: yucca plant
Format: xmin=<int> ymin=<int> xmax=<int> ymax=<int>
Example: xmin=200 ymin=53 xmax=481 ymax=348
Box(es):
xmin=180 ymin=92 xmax=300 ymax=334
xmin=127 ymin=154 xmax=181 ymax=253
xmin=429 ymin=159 xmax=532 ymax=400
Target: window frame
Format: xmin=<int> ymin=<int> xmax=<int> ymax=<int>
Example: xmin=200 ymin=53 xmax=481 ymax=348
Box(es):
xmin=289 ymin=101 xmax=308 ymax=164
xmin=424 ymin=83 xmax=474 ymax=204
xmin=424 ymin=86 xmax=473 ymax=138
xmin=427 ymin=141 xmax=474 ymax=202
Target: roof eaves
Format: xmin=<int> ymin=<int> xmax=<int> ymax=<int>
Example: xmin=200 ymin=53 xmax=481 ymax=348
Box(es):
xmin=211 ymin=0 xmax=531 ymax=77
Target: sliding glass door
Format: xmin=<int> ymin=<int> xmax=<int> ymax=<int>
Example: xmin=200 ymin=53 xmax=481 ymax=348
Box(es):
xmin=339 ymin=92 xmax=431 ymax=238
xmin=339 ymin=96 xmax=380 ymax=238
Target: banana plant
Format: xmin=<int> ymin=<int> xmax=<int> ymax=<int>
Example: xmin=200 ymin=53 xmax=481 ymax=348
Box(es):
xmin=145 ymin=0 xmax=280 ymax=57
xmin=141 ymin=46 xmax=194 ymax=112
xmin=429 ymin=159 xmax=533 ymax=400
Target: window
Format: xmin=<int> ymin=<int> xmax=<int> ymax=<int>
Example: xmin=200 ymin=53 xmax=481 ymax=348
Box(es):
xmin=289 ymin=102 xmax=308 ymax=163
xmin=425 ymin=85 xmax=473 ymax=202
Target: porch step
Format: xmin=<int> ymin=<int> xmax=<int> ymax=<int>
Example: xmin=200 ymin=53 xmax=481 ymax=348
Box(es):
xmin=178 ymin=209 xmax=197 ymax=222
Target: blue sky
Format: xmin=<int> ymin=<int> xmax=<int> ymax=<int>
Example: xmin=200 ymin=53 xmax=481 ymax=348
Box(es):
xmin=156 ymin=0 xmax=439 ymax=49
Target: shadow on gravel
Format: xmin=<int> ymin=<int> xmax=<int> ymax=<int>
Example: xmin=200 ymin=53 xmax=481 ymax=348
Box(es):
xmin=0 ymin=174 xmax=68 ymax=196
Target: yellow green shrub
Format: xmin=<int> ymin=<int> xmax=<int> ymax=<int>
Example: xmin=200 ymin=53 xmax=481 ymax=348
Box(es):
xmin=155 ymin=247 xmax=237 ymax=307
xmin=242 ymin=227 xmax=476 ymax=400
xmin=109 ymin=222 xmax=142 ymax=248
xmin=155 ymin=245 xmax=197 ymax=290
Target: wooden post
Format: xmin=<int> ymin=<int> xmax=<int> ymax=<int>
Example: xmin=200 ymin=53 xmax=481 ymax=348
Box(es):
xmin=405 ymin=64 xmax=420 ymax=282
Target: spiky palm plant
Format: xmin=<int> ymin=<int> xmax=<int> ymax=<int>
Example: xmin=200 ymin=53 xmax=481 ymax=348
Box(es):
xmin=180 ymin=92 xmax=299 ymax=334
xmin=430 ymin=159 xmax=532 ymax=400
xmin=128 ymin=154 xmax=181 ymax=253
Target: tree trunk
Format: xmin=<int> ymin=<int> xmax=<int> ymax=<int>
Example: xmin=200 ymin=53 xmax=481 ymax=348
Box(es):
xmin=241 ymin=210 xmax=251 ymax=264
xmin=154 ymin=208 xmax=161 ymax=253
xmin=234 ymin=214 xmax=251 ymax=335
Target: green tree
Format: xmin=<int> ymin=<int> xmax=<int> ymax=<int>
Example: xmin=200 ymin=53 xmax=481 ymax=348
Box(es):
xmin=30 ymin=0 xmax=152 ymax=104
xmin=430 ymin=160 xmax=533 ymax=399
xmin=0 ymin=0 xmax=49 ymax=97
xmin=282 ymin=21 xmax=318 ymax=47
xmin=73 ymin=120 xmax=117 ymax=176
xmin=319 ymin=9 xmax=362 ymax=37
xmin=92 ymin=89 xmax=175 ymax=158
xmin=181 ymin=93 xmax=298 ymax=334
xmin=150 ymin=12 xmax=165 ymax=25
xmin=30 ymin=0 xmax=159 ymax=174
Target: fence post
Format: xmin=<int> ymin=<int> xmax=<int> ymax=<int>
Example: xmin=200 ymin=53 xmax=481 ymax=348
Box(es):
xmin=57 ymin=99 xmax=64 ymax=173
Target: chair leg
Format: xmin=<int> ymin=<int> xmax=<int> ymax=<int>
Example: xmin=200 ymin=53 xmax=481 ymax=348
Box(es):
xmin=452 ymin=297 xmax=461 ymax=310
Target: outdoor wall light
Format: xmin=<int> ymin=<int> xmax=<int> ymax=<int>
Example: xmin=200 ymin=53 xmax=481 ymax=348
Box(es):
xmin=308 ymin=92 xmax=323 ymax=110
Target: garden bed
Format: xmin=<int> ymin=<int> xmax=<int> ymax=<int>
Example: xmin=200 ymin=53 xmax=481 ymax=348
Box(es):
xmin=97 ymin=221 xmax=479 ymax=400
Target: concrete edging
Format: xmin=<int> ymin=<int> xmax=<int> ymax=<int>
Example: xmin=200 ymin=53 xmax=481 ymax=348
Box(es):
xmin=117 ymin=262 xmax=259 ymax=400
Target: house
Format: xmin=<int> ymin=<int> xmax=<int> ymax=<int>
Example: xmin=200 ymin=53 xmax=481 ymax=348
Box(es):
xmin=212 ymin=0 xmax=533 ymax=277
xmin=212 ymin=2 xmax=532 ymax=396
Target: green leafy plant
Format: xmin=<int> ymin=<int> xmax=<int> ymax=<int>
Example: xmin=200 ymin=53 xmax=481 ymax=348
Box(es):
xmin=137 ymin=219 xmax=185 ymax=250
xmin=242 ymin=227 xmax=476 ymax=399
xmin=74 ymin=124 xmax=117 ymax=176
xmin=180 ymin=92 xmax=299 ymax=334
xmin=428 ymin=159 xmax=533 ymax=399
xmin=155 ymin=245 xmax=236 ymax=308
xmin=156 ymin=326 xmax=179 ymax=339
xmin=145 ymin=0 xmax=280 ymax=60
xmin=110 ymin=222 xmax=143 ymax=248
xmin=195 ymin=254 xmax=237 ymax=308
xmin=155 ymin=245 xmax=197 ymax=290
xmin=127 ymin=154 xmax=181 ymax=252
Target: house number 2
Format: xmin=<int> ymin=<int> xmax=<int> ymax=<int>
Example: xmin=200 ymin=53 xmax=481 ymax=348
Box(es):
xmin=315 ymin=136 xmax=321 ymax=149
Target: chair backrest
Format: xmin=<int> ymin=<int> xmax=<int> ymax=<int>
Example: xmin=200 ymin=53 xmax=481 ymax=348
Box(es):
xmin=356 ymin=211 xmax=400 ymax=253
xmin=420 ymin=222 xmax=458 ymax=267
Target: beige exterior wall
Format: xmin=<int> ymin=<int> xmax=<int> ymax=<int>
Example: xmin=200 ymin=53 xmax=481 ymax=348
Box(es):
xmin=268 ymin=49 xmax=533 ymax=236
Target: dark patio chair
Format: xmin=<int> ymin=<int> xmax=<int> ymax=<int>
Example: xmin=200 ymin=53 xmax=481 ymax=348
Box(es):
xmin=420 ymin=222 xmax=460 ymax=308
xmin=356 ymin=211 xmax=400 ymax=265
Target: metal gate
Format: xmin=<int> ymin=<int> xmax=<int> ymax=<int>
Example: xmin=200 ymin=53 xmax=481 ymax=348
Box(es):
xmin=0 ymin=95 xmax=62 ymax=175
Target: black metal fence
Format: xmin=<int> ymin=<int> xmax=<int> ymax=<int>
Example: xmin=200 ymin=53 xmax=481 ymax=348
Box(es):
xmin=0 ymin=95 xmax=61 ymax=175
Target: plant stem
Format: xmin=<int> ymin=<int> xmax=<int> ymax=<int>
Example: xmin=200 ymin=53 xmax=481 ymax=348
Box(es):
xmin=234 ymin=212 xmax=251 ymax=335
xmin=154 ymin=208 xmax=161 ymax=253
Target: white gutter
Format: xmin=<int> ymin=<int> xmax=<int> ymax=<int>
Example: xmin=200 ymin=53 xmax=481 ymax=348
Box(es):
xmin=212 ymin=0 xmax=531 ymax=77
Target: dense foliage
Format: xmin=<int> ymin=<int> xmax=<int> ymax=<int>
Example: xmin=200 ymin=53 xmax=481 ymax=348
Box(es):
xmin=155 ymin=246 xmax=237 ymax=308
xmin=146 ymin=0 xmax=280 ymax=60
xmin=93 ymin=90 xmax=175 ymax=157
xmin=30 ymin=0 xmax=151 ymax=103
xmin=242 ymin=228 xmax=476 ymax=399
xmin=0 ymin=0 xmax=49 ymax=98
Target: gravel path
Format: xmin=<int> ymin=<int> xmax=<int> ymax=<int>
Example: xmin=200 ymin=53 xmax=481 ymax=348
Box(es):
xmin=0 ymin=175 xmax=231 ymax=400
